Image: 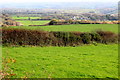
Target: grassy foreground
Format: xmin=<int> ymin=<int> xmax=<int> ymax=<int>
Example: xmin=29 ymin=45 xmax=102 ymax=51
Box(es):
xmin=9 ymin=24 xmax=118 ymax=33
xmin=2 ymin=44 xmax=118 ymax=78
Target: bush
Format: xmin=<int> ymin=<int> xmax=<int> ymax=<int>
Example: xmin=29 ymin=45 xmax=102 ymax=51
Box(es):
xmin=80 ymin=33 xmax=91 ymax=44
xmin=90 ymin=33 xmax=102 ymax=42
xmin=2 ymin=29 xmax=52 ymax=46
xmin=96 ymin=30 xmax=118 ymax=44
xmin=52 ymin=31 xmax=83 ymax=46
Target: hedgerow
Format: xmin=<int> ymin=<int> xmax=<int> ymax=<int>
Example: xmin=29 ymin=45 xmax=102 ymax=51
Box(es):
xmin=2 ymin=29 xmax=118 ymax=46
xmin=48 ymin=19 xmax=118 ymax=25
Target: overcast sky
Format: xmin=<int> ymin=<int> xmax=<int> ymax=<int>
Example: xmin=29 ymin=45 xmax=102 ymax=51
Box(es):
xmin=0 ymin=0 xmax=119 ymax=3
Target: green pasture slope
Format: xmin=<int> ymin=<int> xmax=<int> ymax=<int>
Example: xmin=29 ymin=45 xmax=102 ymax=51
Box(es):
xmin=12 ymin=16 xmax=50 ymax=25
xmin=10 ymin=17 xmax=118 ymax=33
xmin=2 ymin=19 xmax=118 ymax=78
xmin=17 ymin=20 xmax=50 ymax=26
xmin=12 ymin=16 xmax=41 ymax=20
xmin=2 ymin=44 xmax=118 ymax=78
xmin=9 ymin=24 xmax=118 ymax=33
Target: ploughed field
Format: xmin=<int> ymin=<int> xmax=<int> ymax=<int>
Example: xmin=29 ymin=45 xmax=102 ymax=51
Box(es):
xmin=2 ymin=44 xmax=118 ymax=78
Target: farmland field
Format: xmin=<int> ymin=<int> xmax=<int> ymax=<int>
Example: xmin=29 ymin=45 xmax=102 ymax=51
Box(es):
xmin=2 ymin=18 xmax=119 ymax=78
xmin=1 ymin=1 xmax=119 ymax=79
xmin=12 ymin=17 xmax=41 ymax=20
xmin=2 ymin=44 xmax=118 ymax=78
xmin=8 ymin=24 xmax=118 ymax=33
xmin=16 ymin=20 xmax=50 ymax=26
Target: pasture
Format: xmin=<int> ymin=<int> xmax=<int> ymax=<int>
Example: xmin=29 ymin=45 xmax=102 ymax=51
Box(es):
xmin=2 ymin=44 xmax=118 ymax=78
xmin=9 ymin=24 xmax=118 ymax=33
xmin=17 ymin=20 xmax=50 ymax=26
xmin=10 ymin=17 xmax=118 ymax=33
xmin=12 ymin=17 xmax=41 ymax=20
xmin=2 ymin=19 xmax=119 ymax=78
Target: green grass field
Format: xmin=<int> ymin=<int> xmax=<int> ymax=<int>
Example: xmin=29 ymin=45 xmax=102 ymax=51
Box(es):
xmin=9 ymin=24 xmax=118 ymax=33
xmin=12 ymin=17 xmax=41 ymax=20
xmin=2 ymin=19 xmax=119 ymax=78
xmin=2 ymin=44 xmax=118 ymax=78
xmin=17 ymin=20 xmax=50 ymax=26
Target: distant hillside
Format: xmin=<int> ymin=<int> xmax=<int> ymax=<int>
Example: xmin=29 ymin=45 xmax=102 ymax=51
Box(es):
xmin=0 ymin=2 xmax=118 ymax=21
xmin=97 ymin=6 xmax=118 ymax=15
xmin=0 ymin=2 xmax=118 ymax=9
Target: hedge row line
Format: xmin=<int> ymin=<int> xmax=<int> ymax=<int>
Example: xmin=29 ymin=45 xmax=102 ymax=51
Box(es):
xmin=48 ymin=19 xmax=118 ymax=25
xmin=2 ymin=29 xmax=119 ymax=46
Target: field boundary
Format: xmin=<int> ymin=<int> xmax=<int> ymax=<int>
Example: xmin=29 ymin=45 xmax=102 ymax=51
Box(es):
xmin=2 ymin=29 xmax=119 ymax=46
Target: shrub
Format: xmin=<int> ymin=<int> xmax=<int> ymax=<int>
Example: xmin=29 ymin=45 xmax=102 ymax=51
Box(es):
xmin=90 ymin=33 xmax=102 ymax=42
xmin=80 ymin=33 xmax=91 ymax=44
xmin=96 ymin=30 xmax=118 ymax=44
xmin=52 ymin=31 xmax=82 ymax=46
xmin=2 ymin=29 xmax=50 ymax=46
